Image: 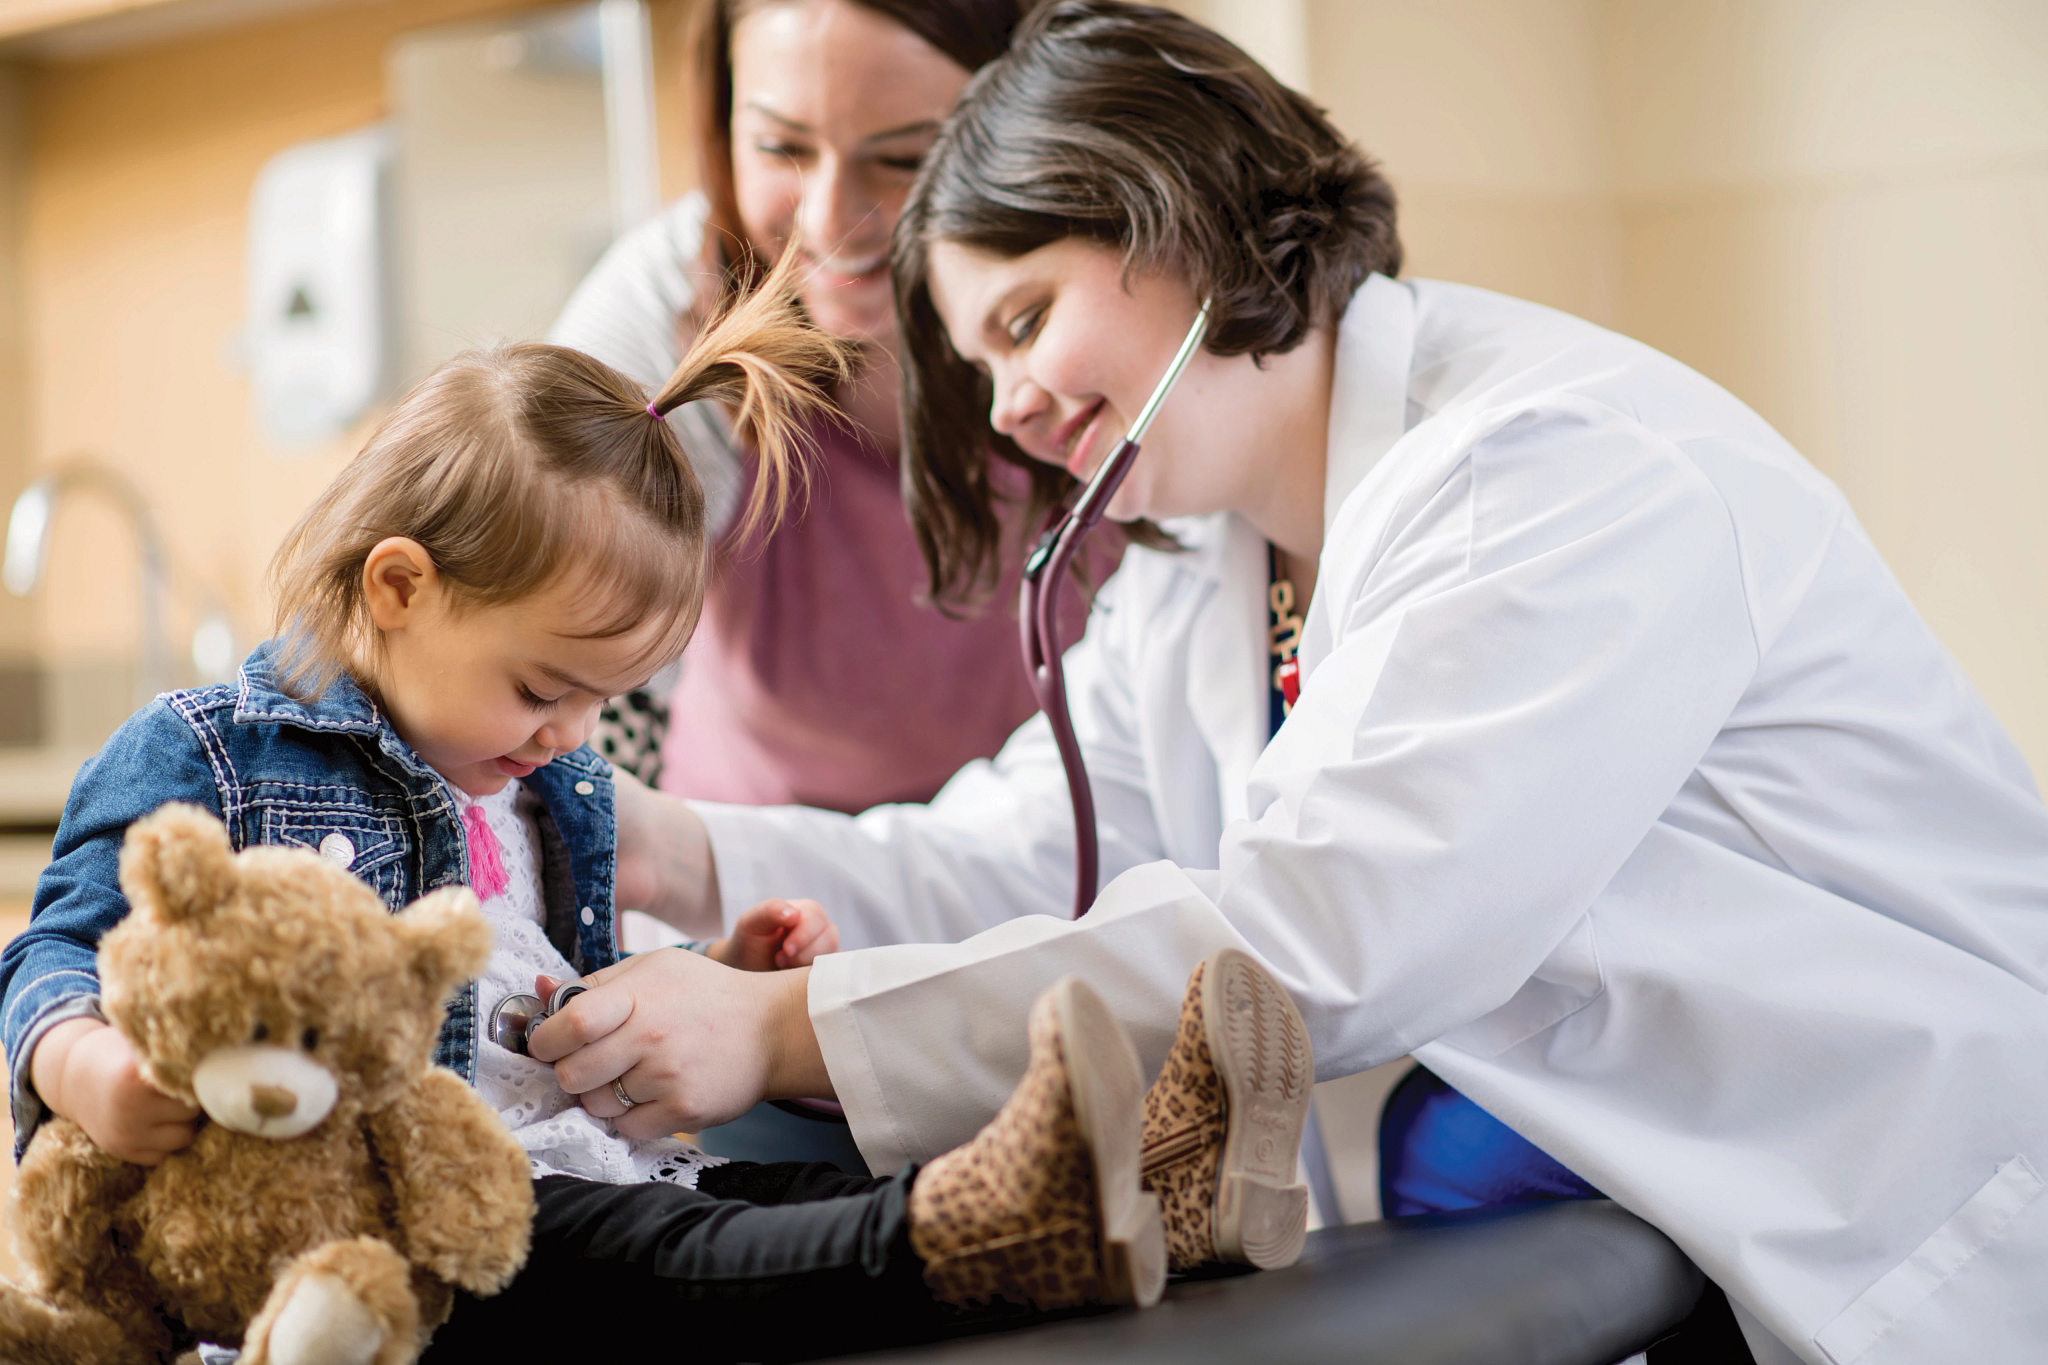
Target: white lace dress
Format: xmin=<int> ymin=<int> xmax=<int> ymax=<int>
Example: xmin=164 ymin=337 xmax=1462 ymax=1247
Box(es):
xmin=452 ymin=779 xmax=725 ymax=1189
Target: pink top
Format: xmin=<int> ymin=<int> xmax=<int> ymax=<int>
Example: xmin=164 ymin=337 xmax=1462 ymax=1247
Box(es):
xmin=659 ymin=416 xmax=1105 ymax=814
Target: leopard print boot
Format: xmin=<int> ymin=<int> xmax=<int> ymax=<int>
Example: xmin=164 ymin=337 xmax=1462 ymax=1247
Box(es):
xmin=1140 ymin=948 xmax=1313 ymax=1272
xmin=909 ymin=977 xmax=1166 ymax=1311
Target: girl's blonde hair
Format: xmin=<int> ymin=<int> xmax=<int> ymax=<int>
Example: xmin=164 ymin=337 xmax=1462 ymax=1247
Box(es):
xmin=270 ymin=248 xmax=854 ymax=698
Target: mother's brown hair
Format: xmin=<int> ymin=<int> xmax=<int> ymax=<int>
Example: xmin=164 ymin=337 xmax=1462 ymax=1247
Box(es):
xmin=685 ymin=0 xmax=1039 ymax=316
xmin=894 ymin=0 xmax=1402 ymax=608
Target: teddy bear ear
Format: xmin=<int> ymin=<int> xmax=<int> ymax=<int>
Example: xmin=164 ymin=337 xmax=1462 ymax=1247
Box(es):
xmin=394 ymin=886 xmax=491 ymax=995
xmin=118 ymin=802 xmax=237 ymax=924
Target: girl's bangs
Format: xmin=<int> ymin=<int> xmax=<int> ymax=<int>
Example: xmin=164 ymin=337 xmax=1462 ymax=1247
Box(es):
xmin=544 ymin=502 xmax=707 ymax=676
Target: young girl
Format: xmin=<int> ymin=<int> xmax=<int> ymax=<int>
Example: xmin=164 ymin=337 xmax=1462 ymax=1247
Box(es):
xmin=0 ymin=253 xmax=1316 ymax=1360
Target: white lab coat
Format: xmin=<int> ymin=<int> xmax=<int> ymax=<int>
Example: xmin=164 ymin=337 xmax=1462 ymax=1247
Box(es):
xmin=697 ymin=276 xmax=2048 ymax=1364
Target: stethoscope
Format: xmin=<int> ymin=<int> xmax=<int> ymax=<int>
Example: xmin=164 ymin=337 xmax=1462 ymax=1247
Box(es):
xmin=1022 ymin=297 xmax=1213 ymax=918
xmin=1019 ymin=299 xmax=1345 ymax=1222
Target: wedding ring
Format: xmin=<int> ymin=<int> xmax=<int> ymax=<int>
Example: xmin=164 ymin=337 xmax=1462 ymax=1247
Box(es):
xmin=611 ymin=1078 xmax=636 ymax=1110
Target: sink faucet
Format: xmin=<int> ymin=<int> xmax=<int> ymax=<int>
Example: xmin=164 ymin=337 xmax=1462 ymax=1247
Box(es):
xmin=4 ymin=461 xmax=172 ymax=706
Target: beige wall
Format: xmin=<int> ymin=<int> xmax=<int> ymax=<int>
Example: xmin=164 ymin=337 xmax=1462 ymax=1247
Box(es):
xmin=1188 ymin=0 xmax=2047 ymax=781
xmin=1306 ymin=0 xmax=1621 ymax=328
xmin=0 ymin=65 xmax=31 ymax=668
xmin=1606 ymin=0 xmax=2048 ymax=778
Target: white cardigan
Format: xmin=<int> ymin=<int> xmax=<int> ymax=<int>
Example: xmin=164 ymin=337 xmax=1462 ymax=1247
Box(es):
xmin=699 ymin=275 xmax=2048 ymax=1365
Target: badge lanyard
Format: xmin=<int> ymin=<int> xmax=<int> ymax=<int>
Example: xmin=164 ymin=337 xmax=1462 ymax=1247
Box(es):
xmin=1268 ymin=544 xmax=1303 ymax=739
xmin=1266 ymin=542 xmax=1345 ymax=1223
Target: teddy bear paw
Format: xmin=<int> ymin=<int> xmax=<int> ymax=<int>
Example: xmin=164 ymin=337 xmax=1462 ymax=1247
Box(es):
xmin=265 ymin=1274 xmax=384 ymax=1365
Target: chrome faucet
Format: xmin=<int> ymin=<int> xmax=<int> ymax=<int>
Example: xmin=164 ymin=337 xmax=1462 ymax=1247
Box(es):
xmin=4 ymin=461 xmax=173 ymax=706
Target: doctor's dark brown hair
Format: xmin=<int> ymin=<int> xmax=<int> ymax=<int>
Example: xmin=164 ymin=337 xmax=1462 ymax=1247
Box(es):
xmin=894 ymin=0 xmax=1402 ymax=607
xmin=686 ymin=0 xmax=1040 ymax=315
xmin=268 ymin=246 xmax=853 ymax=700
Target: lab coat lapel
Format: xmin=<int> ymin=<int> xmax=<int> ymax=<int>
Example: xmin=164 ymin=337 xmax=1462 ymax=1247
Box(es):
xmin=1300 ymin=275 xmax=1418 ymax=673
xmin=1322 ymin=273 xmax=1418 ymax=535
xmin=1185 ymin=277 xmax=1418 ymax=827
xmin=1185 ymin=515 xmax=1269 ymax=828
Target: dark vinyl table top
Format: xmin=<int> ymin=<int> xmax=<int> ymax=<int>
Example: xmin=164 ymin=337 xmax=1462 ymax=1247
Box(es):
xmin=834 ymin=1199 xmax=1704 ymax=1365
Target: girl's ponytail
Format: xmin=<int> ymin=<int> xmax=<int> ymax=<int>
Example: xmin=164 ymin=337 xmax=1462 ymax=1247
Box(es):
xmin=650 ymin=245 xmax=858 ymax=540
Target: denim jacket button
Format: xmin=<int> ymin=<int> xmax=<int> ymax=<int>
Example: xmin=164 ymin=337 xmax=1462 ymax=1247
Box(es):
xmin=574 ymin=780 xmax=595 ymax=796
xmin=318 ymin=833 xmax=356 ymax=869
xmin=580 ymin=907 xmax=595 ymax=925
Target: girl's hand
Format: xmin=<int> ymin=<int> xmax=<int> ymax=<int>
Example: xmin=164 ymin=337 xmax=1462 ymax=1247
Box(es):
xmin=527 ymin=948 xmax=830 ymax=1140
xmin=30 ymin=1017 xmax=200 ymax=1165
xmin=710 ymin=898 xmax=839 ymax=971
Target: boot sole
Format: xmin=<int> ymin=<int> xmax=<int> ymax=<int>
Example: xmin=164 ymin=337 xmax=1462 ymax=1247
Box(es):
xmin=1202 ymin=949 xmax=1314 ymax=1270
xmin=1053 ymin=977 xmax=1168 ymax=1308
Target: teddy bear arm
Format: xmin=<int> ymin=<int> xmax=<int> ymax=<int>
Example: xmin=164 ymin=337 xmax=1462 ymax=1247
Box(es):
xmin=368 ymin=1069 xmax=534 ymax=1296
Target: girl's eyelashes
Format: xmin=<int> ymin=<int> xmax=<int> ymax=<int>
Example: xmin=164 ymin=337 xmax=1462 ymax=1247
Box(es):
xmin=1006 ymin=305 xmax=1046 ymax=346
xmin=516 ymin=682 xmax=559 ymax=711
xmin=753 ymin=139 xmax=808 ymax=161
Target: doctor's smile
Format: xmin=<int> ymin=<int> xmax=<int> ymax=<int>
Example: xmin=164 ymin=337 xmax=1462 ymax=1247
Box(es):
xmin=1049 ymin=397 xmax=1107 ymax=478
xmin=4 ymin=1 xmax=2042 ymax=1362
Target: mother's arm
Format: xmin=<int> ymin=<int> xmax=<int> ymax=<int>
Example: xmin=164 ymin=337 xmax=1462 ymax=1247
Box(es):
xmin=611 ymin=771 xmax=722 ymax=937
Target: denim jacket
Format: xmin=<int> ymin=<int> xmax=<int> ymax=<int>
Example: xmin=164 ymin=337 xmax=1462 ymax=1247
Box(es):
xmin=0 ymin=641 xmax=621 ymax=1157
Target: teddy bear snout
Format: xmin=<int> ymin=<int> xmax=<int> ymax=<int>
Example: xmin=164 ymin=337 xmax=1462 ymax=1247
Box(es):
xmin=193 ymin=1044 xmax=339 ymax=1139
xmin=250 ymin=1083 xmax=298 ymax=1119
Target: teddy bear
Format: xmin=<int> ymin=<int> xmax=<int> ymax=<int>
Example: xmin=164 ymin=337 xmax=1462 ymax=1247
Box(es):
xmin=0 ymin=802 xmax=534 ymax=1365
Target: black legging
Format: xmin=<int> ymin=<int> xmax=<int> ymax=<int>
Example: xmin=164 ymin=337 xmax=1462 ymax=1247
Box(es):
xmin=422 ymin=1162 xmax=1056 ymax=1362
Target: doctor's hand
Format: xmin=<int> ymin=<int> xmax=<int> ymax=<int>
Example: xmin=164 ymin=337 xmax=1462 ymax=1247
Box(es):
xmin=710 ymin=898 xmax=839 ymax=971
xmin=526 ymin=947 xmax=832 ymax=1140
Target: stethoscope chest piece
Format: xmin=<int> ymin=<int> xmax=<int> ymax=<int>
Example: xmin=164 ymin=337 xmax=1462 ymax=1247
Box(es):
xmin=488 ymin=982 xmax=586 ymax=1056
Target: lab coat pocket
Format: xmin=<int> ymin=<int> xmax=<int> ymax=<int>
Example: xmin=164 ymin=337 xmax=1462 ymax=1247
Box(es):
xmin=1438 ymin=912 xmax=1605 ymax=1059
xmin=1814 ymin=1156 xmax=2047 ymax=1365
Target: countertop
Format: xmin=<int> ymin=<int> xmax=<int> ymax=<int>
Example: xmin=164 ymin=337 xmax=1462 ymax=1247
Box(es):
xmin=0 ymin=748 xmax=85 ymax=899
xmin=0 ymin=746 xmax=90 ymax=827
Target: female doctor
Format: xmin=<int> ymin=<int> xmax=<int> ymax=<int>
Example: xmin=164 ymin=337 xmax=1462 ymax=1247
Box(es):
xmin=552 ymin=3 xmax=2048 ymax=1360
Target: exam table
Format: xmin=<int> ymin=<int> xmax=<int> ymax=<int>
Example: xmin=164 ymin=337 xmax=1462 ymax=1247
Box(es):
xmin=195 ymin=1199 xmax=1741 ymax=1365
xmin=827 ymin=1199 xmax=1750 ymax=1365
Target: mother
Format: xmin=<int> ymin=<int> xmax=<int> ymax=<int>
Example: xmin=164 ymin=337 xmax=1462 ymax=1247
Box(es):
xmin=553 ymin=0 xmax=1090 ymax=815
xmin=574 ymin=4 xmax=2048 ymax=1360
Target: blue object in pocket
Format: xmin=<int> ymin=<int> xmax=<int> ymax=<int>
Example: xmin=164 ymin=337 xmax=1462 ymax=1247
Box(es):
xmin=1379 ymin=1064 xmax=1600 ymax=1218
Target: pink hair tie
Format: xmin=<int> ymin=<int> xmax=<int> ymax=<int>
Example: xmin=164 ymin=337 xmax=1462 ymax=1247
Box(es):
xmin=646 ymin=401 xmax=663 ymax=419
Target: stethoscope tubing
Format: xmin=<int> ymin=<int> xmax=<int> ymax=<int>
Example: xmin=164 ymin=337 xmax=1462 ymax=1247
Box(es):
xmin=1022 ymin=300 xmax=1213 ymax=919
